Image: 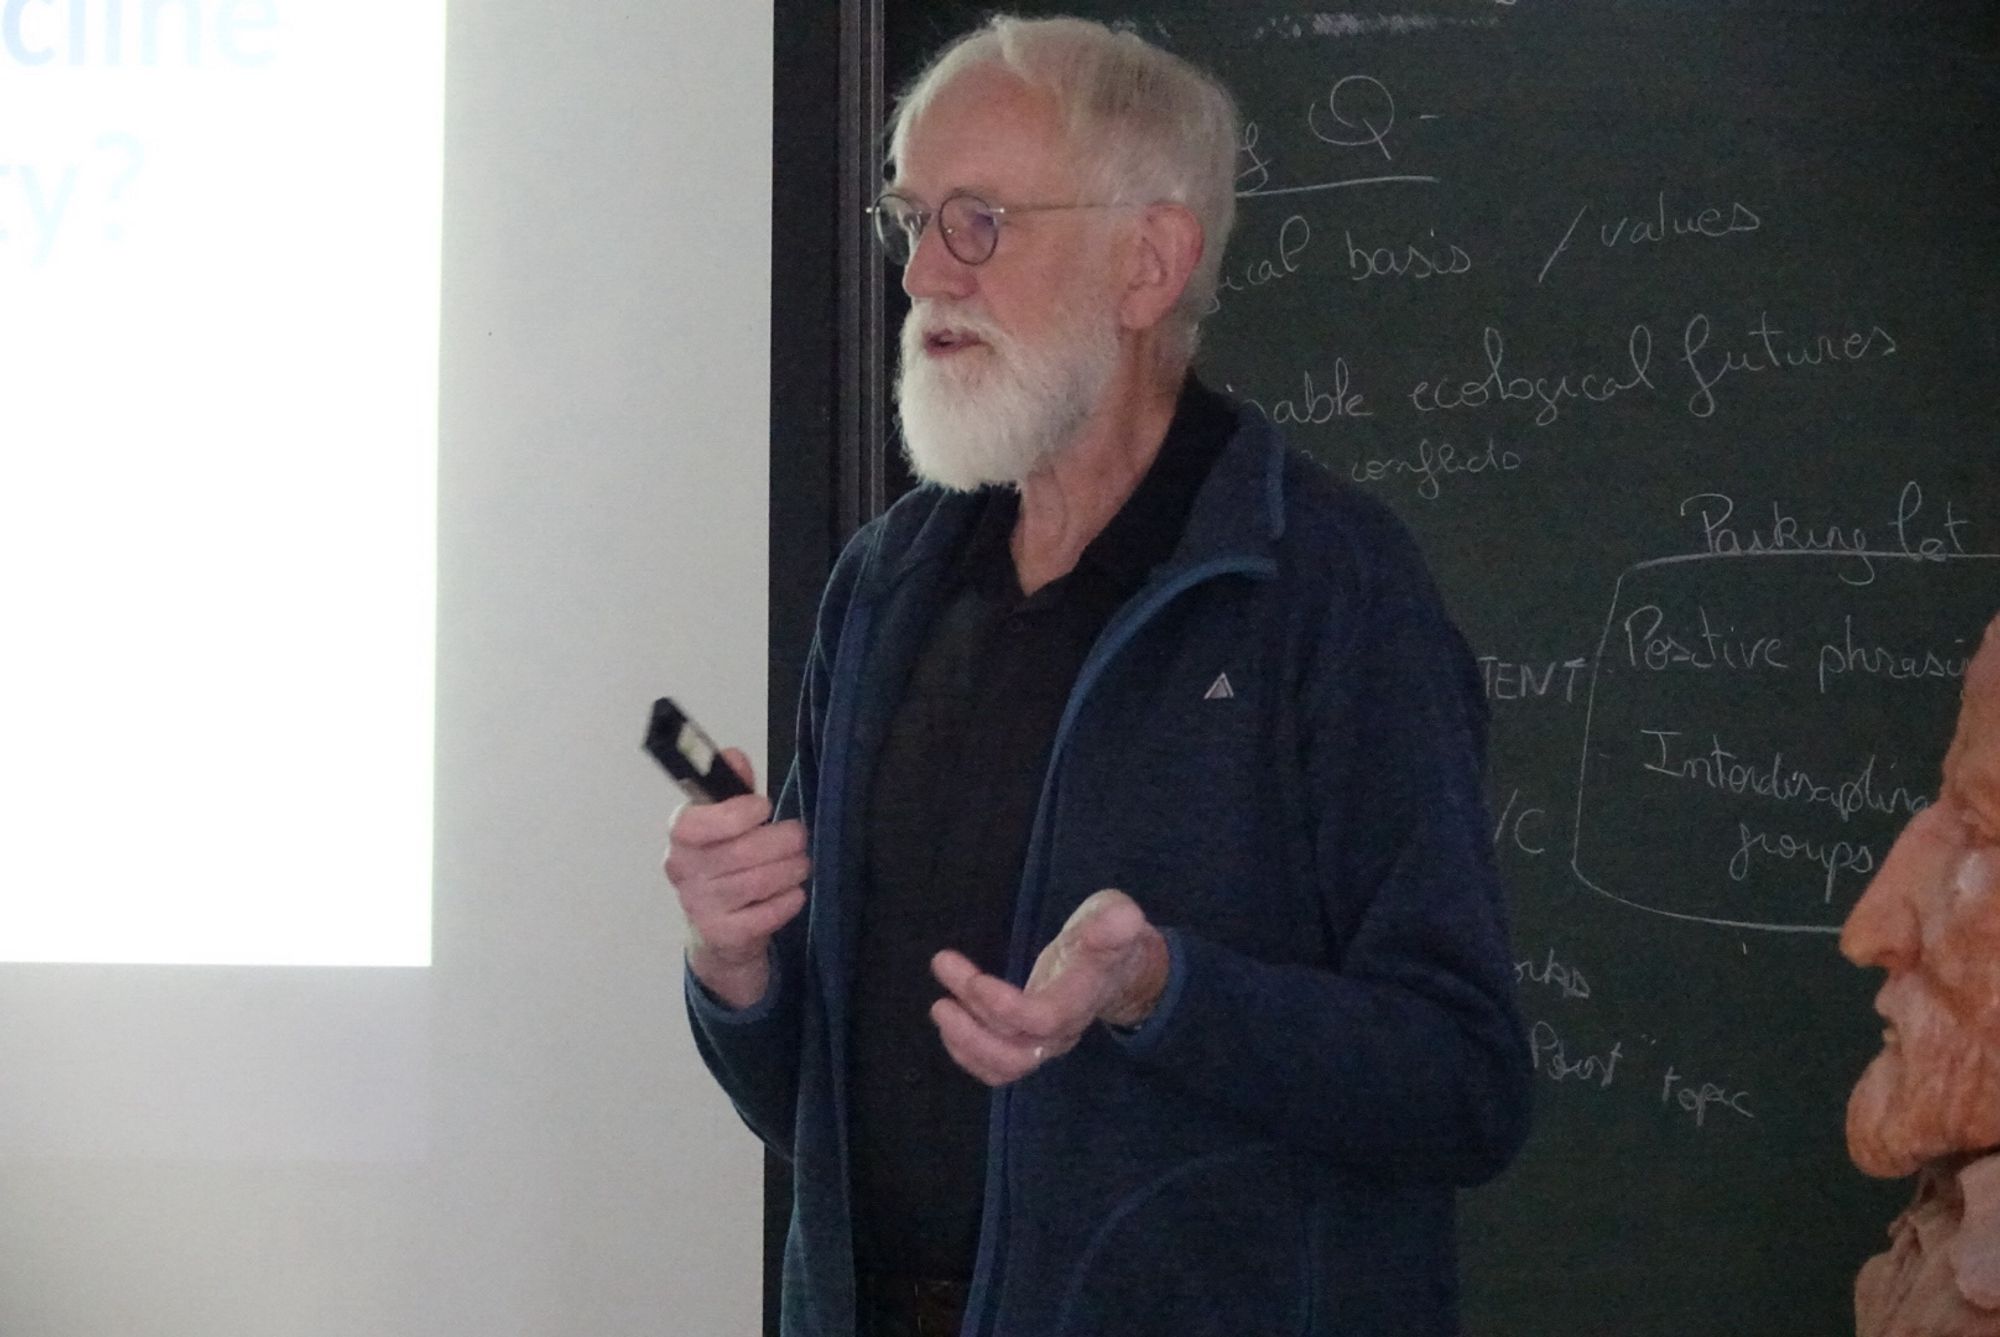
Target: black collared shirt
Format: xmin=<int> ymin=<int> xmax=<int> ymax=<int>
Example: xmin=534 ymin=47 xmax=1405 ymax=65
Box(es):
xmin=848 ymin=377 xmax=1237 ymax=1281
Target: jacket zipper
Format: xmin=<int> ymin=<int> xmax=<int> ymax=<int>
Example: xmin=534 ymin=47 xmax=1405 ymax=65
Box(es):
xmin=961 ymin=552 xmax=1278 ymax=1333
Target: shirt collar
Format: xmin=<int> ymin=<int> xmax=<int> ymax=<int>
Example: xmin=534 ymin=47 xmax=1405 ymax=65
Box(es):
xmin=1082 ymin=374 xmax=1236 ymax=588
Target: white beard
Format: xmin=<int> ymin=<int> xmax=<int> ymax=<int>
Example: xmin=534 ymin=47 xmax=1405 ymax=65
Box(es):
xmin=895 ymin=295 xmax=1121 ymax=492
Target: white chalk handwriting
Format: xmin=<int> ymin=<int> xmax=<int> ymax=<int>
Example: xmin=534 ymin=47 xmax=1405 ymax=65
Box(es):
xmin=1493 ymin=787 xmax=1550 ymax=856
xmin=1621 ymin=604 xmax=1789 ymax=673
xmin=1818 ymin=616 xmax=1976 ymax=693
xmin=1212 ymin=213 xmax=1311 ymax=311
xmin=1349 ymin=435 xmax=1519 ymax=500
xmin=1408 ymin=325 xmax=1655 ymax=427
xmin=1479 ymin=655 xmax=1589 ymax=704
xmin=1682 ymin=311 xmax=1896 ymax=419
xmin=1641 ymin=729 xmax=1928 ymax=826
xmin=1517 ymin=947 xmax=1590 ymax=1000
xmin=1538 ymin=191 xmax=1762 ymax=283
xmin=1661 ymin=1065 xmax=1754 ymax=1128
xmin=1531 ymin=1021 xmax=1623 ymax=1088
xmin=1343 ymin=227 xmax=1471 ymax=282
xmin=1235 ymin=363 xmax=1372 ymax=425
xmin=1730 ymin=819 xmax=1878 ymax=901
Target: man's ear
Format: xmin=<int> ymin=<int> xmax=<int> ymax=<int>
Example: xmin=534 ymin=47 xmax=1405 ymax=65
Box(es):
xmin=1119 ymin=203 xmax=1204 ymax=332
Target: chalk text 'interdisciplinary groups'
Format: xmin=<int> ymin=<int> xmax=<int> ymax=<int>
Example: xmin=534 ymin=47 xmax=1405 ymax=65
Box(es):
xmin=1638 ymin=727 xmax=1928 ymax=902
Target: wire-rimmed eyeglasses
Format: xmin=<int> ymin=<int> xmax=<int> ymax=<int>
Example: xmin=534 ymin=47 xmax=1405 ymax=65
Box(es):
xmin=866 ymin=189 xmax=1134 ymax=267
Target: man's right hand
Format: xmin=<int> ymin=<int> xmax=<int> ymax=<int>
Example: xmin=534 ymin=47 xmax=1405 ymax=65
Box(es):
xmin=663 ymin=748 xmax=810 ymax=1010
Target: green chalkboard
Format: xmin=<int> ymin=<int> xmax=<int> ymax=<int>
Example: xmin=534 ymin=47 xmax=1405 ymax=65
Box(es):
xmin=875 ymin=3 xmax=2000 ymax=1333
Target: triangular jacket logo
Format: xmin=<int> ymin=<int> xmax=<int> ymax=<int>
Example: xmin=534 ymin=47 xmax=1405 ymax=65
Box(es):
xmin=1204 ymin=672 xmax=1235 ymax=701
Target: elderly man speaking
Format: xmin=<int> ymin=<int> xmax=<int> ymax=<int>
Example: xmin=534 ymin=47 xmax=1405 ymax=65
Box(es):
xmin=666 ymin=15 xmax=1531 ymax=1336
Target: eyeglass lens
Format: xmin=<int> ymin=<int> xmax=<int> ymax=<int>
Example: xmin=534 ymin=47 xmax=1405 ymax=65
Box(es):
xmin=873 ymin=194 xmax=1000 ymax=266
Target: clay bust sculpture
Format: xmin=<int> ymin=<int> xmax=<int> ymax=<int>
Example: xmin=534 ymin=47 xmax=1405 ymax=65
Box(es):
xmin=1841 ymin=612 xmax=2000 ymax=1337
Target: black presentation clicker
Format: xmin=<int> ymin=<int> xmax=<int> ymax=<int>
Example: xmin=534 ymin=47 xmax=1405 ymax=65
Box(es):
xmin=644 ymin=698 xmax=753 ymax=804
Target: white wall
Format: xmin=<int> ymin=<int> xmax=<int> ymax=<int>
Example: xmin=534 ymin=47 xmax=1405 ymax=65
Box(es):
xmin=0 ymin=1 xmax=774 ymax=1333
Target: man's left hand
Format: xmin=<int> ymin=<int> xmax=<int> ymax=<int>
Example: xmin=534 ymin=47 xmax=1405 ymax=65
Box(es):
xmin=929 ymin=889 xmax=1170 ymax=1087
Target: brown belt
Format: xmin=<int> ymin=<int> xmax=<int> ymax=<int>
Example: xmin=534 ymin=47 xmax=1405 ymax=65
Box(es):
xmin=857 ymin=1272 xmax=971 ymax=1337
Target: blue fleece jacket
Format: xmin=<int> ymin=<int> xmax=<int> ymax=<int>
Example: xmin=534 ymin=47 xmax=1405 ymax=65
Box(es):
xmin=686 ymin=404 xmax=1533 ymax=1336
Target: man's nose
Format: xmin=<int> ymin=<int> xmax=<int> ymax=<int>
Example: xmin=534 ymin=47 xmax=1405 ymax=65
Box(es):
xmin=1841 ymin=871 xmax=1919 ymax=973
xmin=1840 ymin=804 xmax=1959 ymax=970
xmin=901 ymin=221 xmax=976 ymax=302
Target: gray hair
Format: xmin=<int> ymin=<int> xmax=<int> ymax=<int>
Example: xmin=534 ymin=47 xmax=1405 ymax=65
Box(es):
xmin=886 ymin=15 xmax=1240 ymax=364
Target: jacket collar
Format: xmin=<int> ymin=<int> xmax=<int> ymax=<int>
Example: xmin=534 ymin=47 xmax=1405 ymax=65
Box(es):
xmin=1167 ymin=400 xmax=1287 ymax=574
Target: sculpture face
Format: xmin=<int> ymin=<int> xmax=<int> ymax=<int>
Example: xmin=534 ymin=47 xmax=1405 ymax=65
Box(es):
xmin=1842 ymin=616 xmax=2000 ymax=1179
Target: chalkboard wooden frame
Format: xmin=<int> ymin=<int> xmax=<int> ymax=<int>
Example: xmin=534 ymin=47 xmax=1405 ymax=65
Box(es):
xmin=766 ymin=1 xmax=890 ymax=1332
